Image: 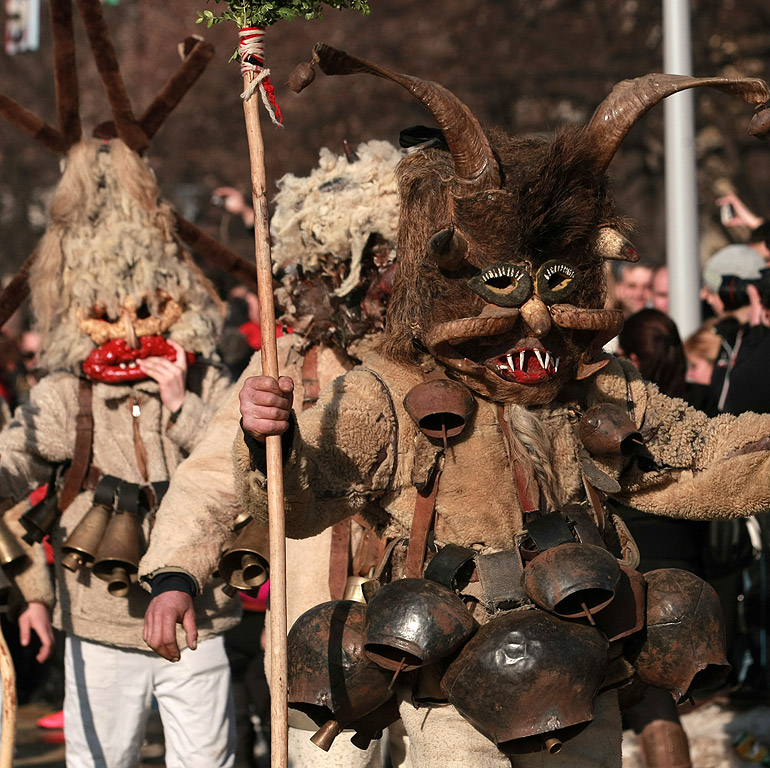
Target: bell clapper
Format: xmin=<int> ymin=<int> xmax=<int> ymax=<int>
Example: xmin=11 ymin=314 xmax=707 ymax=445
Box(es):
xmin=581 ymin=602 xmax=596 ymax=626
xmin=388 ymin=656 xmax=407 ymax=690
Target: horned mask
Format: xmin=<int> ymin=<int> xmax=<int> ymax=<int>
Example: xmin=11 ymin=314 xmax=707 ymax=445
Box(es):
xmin=294 ymin=44 xmax=770 ymax=404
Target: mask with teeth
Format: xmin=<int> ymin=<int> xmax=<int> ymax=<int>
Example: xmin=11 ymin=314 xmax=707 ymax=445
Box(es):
xmin=303 ymin=44 xmax=770 ymax=404
xmin=29 ymin=138 xmax=224 ymax=382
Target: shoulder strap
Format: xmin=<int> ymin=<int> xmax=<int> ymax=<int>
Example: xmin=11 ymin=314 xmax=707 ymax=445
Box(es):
xmin=58 ymin=378 xmax=94 ymax=512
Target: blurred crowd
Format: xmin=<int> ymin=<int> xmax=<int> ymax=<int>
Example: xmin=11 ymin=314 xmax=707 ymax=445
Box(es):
xmin=4 ymin=173 xmax=770 ymax=768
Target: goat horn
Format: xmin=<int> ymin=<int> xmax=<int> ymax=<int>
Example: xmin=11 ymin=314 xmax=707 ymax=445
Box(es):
xmin=427 ymin=228 xmax=468 ymax=271
xmin=139 ymin=37 xmax=215 ymax=141
xmin=596 ymin=228 xmax=640 ymax=263
xmin=311 ymin=43 xmax=501 ymax=192
xmin=51 ymin=0 xmax=82 ymax=149
xmin=586 ymin=74 xmax=770 ymax=174
xmin=75 ymin=0 xmax=150 ymax=153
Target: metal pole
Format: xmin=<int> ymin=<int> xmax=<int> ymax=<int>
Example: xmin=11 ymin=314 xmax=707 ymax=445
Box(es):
xmin=663 ymin=0 xmax=702 ymax=339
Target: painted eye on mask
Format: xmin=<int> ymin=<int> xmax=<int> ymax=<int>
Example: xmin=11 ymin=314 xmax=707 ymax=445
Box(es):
xmin=535 ymin=260 xmax=580 ymax=304
xmin=469 ymin=264 xmax=532 ymax=307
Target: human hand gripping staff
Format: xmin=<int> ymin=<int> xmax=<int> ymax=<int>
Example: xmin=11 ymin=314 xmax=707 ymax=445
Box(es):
xmin=196 ymin=2 xmax=371 ymax=765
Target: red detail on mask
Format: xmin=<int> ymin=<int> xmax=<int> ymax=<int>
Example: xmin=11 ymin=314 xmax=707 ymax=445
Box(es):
xmin=82 ymin=336 xmax=194 ymax=383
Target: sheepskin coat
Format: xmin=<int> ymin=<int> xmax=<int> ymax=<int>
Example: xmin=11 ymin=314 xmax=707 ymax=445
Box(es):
xmin=0 ymin=361 xmax=236 ymax=650
xmin=235 ymin=351 xmax=770 ymax=558
xmin=233 ymin=350 xmax=770 ymax=766
xmin=139 ymin=332 xmax=357 ymax=633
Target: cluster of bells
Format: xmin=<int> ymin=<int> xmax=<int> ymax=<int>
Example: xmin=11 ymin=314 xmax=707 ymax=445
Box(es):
xmin=213 ymin=378 xmax=732 ymax=757
xmin=279 ymin=564 xmax=728 ymax=756
xmin=16 ymin=481 xmax=144 ymax=597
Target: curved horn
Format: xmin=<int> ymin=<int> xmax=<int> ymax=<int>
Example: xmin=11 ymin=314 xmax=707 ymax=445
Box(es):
xmin=586 ymin=74 xmax=770 ymax=174
xmin=427 ymin=227 xmax=468 ymax=271
xmin=312 ymin=43 xmax=501 ymax=192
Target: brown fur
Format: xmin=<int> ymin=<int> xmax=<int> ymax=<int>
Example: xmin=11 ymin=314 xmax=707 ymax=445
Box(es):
xmin=379 ymin=127 xmax=626 ymax=374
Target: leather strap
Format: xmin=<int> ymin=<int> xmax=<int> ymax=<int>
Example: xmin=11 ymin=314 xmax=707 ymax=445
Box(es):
xmin=131 ymin=397 xmax=149 ymax=482
xmin=475 ymin=548 xmax=527 ymax=610
xmin=301 ymin=346 xmax=321 ymax=409
xmin=92 ymin=475 xmax=122 ymax=508
xmin=526 ymin=512 xmax=574 ymax=551
xmin=328 ymin=520 xmax=352 ymax=600
xmin=58 ymin=379 xmax=94 ymax=512
xmin=405 ymin=467 xmax=442 ymax=578
xmin=117 ymin=482 xmax=141 ymax=514
xmin=423 ymin=543 xmax=476 ymax=589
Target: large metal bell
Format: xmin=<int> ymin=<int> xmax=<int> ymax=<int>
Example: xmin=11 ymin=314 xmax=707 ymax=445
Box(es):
xmin=521 ymin=542 xmax=621 ymax=621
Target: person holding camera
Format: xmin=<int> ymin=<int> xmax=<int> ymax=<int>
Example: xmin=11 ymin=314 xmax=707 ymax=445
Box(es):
xmin=701 ymin=245 xmax=770 ymax=416
xmin=699 ymin=243 xmax=770 ymax=705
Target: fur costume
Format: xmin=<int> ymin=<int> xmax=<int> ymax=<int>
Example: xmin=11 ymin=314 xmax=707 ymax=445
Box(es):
xmin=139 ymin=140 xmax=406 ymax=767
xmin=0 ymin=135 xmax=235 ymax=652
xmin=235 ymin=45 xmax=770 ymax=767
xmin=32 ymin=138 xmax=224 ymax=374
xmin=270 ymin=139 xmax=400 ymax=298
xmin=0 ymin=4 xmax=250 ymax=764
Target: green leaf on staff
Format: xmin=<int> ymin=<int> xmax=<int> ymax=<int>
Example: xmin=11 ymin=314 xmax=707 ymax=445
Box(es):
xmin=198 ymin=0 xmax=371 ymax=29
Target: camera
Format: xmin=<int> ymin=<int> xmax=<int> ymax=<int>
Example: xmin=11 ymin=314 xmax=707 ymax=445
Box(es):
xmin=718 ymin=268 xmax=770 ymax=311
xmin=720 ymin=203 xmax=736 ymax=226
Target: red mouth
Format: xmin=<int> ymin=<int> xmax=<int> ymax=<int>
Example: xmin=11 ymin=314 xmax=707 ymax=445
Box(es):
xmin=486 ymin=347 xmax=561 ymax=384
xmin=82 ymin=336 xmax=189 ymax=383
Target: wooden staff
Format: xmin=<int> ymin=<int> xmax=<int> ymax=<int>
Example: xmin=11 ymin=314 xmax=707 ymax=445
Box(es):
xmin=0 ymin=620 xmax=16 ymax=768
xmin=241 ymin=67 xmax=289 ymax=768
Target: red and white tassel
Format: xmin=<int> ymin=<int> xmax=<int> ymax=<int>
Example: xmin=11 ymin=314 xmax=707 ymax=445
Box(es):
xmin=238 ymin=26 xmax=283 ymax=126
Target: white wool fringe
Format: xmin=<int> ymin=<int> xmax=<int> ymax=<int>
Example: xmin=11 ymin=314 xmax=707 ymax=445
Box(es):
xmin=504 ymin=403 xmax=561 ymax=512
xmin=270 ymin=140 xmax=402 ymax=297
xmin=29 ymin=138 xmax=223 ymax=373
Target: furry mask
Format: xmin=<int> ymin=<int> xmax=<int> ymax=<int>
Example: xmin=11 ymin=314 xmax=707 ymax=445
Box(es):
xmin=295 ymin=44 xmax=770 ymax=404
xmin=29 ymin=138 xmax=224 ymax=378
xmin=270 ymin=139 xmax=401 ymax=349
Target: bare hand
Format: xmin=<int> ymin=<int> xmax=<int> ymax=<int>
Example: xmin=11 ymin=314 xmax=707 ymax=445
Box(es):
xmin=240 ymin=375 xmax=294 ymax=442
xmin=143 ymin=590 xmax=198 ymax=662
xmin=746 ymin=284 xmax=769 ymax=327
xmin=19 ymin=601 xmax=54 ymax=663
xmin=139 ymin=339 xmax=188 ymax=413
xmin=716 ymin=192 xmax=763 ymax=230
xmin=213 ymin=187 xmax=255 ymax=227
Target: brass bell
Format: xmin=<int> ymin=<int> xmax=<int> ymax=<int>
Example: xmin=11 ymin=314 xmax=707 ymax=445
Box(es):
xmin=61 ymin=504 xmax=111 ymax=572
xmin=403 ymin=378 xmax=476 ymax=440
xmin=0 ymin=515 xmax=26 ymax=566
xmin=218 ymin=518 xmax=269 ymax=591
xmin=310 ymin=719 xmax=342 ymax=752
xmin=20 ymin=492 xmax=59 ymax=544
xmin=92 ymin=510 xmax=142 ymax=596
xmin=343 ymin=575 xmax=369 ymax=604
xmin=578 ymin=403 xmax=643 ymax=457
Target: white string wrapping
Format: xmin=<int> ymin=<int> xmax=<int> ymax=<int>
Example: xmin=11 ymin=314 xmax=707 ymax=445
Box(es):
xmin=238 ymin=27 xmax=282 ymax=126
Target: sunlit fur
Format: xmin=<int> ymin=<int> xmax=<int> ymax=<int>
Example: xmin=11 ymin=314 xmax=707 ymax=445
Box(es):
xmin=379 ymin=125 xmax=631 ymax=403
xmin=29 ymin=138 xmax=224 ymax=373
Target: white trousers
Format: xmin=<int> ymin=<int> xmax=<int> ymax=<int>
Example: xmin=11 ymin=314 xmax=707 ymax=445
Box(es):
xmin=398 ymin=690 xmax=621 ymax=767
xmin=64 ymin=634 xmax=236 ymax=768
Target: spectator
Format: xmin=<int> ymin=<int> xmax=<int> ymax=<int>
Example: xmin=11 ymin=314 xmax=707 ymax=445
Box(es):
xmin=614 ymin=261 xmax=653 ymax=317
xmin=700 ymin=244 xmax=766 ymax=414
xmin=615 ymin=309 xmax=709 ymax=767
xmin=716 ymin=191 xmax=770 ymax=264
xmin=650 ymin=265 xmax=669 ymax=315
xmin=683 ymin=319 xmax=722 ymax=411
